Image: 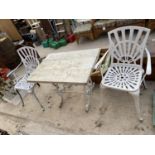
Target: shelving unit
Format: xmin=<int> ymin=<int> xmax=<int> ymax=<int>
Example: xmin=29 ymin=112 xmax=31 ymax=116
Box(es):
xmin=12 ymin=19 xmax=31 ymax=36
xmin=48 ymin=19 xmax=67 ymax=40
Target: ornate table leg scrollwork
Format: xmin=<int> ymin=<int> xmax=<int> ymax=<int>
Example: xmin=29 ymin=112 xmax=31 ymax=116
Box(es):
xmin=53 ymin=83 xmax=65 ymax=108
xmin=85 ymin=78 xmax=95 ymax=112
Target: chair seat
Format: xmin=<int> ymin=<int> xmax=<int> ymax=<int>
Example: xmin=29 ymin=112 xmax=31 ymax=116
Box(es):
xmin=15 ymin=77 xmax=35 ymax=91
xmin=73 ymin=23 xmax=92 ymax=34
xmin=101 ymin=64 xmax=144 ymax=92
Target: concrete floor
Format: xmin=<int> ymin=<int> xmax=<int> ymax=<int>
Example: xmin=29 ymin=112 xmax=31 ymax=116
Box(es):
xmin=0 ymin=34 xmax=155 ymax=134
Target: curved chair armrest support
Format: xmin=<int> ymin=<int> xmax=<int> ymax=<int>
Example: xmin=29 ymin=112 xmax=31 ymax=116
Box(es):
xmin=145 ymin=48 xmax=152 ymax=75
xmin=94 ymin=50 xmax=109 ymax=70
xmin=38 ymin=57 xmax=46 ymax=63
xmin=7 ymin=62 xmax=23 ymax=81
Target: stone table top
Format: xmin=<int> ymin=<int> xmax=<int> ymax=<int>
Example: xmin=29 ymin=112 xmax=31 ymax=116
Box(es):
xmin=28 ymin=48 xmax=101 ymax=84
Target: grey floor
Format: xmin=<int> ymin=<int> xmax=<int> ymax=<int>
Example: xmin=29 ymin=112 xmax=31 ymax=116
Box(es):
xmin=0 ymin=34 xmax=155 ymax=135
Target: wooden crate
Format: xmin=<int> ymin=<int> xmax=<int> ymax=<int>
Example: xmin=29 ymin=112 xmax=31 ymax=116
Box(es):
xmin=91 ymin=48 xmax=107 ymax=84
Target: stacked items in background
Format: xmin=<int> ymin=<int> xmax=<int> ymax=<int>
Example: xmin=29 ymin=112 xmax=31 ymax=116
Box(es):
xmin=12 ymin=19 xmax=76 ymax=49
xmin=41 ymin=19 xmax=76 ymax=49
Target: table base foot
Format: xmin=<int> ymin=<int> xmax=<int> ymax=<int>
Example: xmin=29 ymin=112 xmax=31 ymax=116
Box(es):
xmin=85 ymin=79 xmax=95 ymax=112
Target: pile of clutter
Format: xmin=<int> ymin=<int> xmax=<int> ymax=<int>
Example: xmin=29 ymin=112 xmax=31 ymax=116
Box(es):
xmin=0 ymin=68 xmax=16 ymax=100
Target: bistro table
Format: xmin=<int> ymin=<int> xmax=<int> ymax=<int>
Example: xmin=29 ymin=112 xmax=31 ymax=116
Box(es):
xmin=28 ymin=48 xmax=101 ymax=112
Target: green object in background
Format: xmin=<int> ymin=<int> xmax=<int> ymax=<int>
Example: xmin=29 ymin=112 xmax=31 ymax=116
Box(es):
xmin=42 ymin=40 xmax=49 ymax=48
xmin=58 ymin=38 xmax=67 ymax=46
xmin=48 ymin=38 xmax=53 ymax=44
xmin=42 ymin=38 xmax=67 ymax=49
xmin=49 ymin=41 xmax=61 ymax=49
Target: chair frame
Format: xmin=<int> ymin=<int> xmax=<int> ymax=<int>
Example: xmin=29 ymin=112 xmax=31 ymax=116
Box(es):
xmin=7 ymin=46 xmax=45 ymax=111
xmin=95 ymin=26 xmax=152 ymax=121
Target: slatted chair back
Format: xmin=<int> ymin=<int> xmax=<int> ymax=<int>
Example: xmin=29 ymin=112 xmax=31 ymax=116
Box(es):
xmin=108 ymin=26 xmax=150 ymax=66
xmin=17 ymin=46 xmax=39 ymax=75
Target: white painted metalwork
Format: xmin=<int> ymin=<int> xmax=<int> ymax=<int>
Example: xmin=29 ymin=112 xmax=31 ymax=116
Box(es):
xmin=8 ymin=46 xmax=44 ymax=111
xmin=108 ymin=26 xmax=150 ymax=66
xmin=103 ymin=63 xmax=143 ymax=91
xmin=28 ymin=48 xmax=100 ymax=112
xmin=17 ymin=46 xmax=39 ymax=76
xmin=96 ymin=26 xmax=151 ymax=121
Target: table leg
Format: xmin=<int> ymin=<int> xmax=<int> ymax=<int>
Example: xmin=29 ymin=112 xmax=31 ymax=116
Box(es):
xmin=85 ymin=79 xmax=95 ymax=112
xmin=53 ymin=83 xmax=64 ymax=108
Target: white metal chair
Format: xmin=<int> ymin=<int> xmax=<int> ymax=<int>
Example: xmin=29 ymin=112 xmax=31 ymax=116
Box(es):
xmin=95 ymin=26 xmax=152 ymax=121
xmin=7 ymin=46 xmax=45 ymax=111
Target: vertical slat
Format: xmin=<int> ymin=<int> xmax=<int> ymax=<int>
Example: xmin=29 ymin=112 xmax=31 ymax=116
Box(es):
xmin=17 ymin=46 xmax=39 ymax=74
xmin=121 ymin=29 xmax=126 ymax=60
xmin=130 ymin=29 xmax=143 ymax=57
xmin=113 ymin=31 xmax=123 ymax=59
xmin=108 ymin=26 xmax=150 ymax=66
xmin=29 ymin=48 xmax=34 ymax=65
xmin=128 ymin=28 xmax=134 ymax=54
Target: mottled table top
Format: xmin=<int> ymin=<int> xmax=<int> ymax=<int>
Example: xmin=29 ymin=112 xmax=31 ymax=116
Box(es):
xmin=28 ymin=48 xmax=101 ymax=84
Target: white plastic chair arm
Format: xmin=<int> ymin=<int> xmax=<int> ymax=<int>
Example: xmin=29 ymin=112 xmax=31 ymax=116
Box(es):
xmin=145 ymin=48 xmax=152 ymax=75
xmin=94 ymin=50 xmax=108 ymax=70
xmin=7 ymin=62 xmax=22 ymax=78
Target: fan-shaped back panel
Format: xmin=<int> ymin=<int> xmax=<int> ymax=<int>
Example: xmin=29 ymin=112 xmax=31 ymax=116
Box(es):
xmin=108 ymin=26 xmax=150 ymax=65
xmin=17 ymin=46 xmax=39 ymax=74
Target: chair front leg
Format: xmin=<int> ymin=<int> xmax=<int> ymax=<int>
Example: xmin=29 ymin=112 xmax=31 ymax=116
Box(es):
xmin=143 ymin=79 xmax=147 ymax=89
xmin=129 ymin=89 xmax=143 ymax=121
xmin=16 ymin=89 xmax=24 ymax=107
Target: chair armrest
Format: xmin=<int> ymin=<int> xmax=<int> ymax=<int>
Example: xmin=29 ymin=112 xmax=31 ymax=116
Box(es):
xmin=38 ymin=57 xmax=45 ymax=63
xmin=94 ymin=50 xmax=109 ymax=70
xmin=7 ymin=62 xmax=23 ymax=80
xmin=145 ymin=48 xmax=152 ymax=75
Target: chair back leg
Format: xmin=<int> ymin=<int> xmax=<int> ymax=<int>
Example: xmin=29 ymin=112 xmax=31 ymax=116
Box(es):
xmin=32 ymin=87 xmax=45 ymax=111
xmin=129 ymin=90 xmax=143 ymax=121
xmin=16 ymin=89 xmax=24 ymax=107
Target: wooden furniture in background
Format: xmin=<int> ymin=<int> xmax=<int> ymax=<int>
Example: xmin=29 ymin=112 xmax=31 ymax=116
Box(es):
xmin=73 ymin=20 xmax=94 ymax=44
xmin=0 ymin=19 xmax=22 ymax=41
xmin=92 ymin=19 xmax=146 ymax=39
xmin=146 ymin=19 xmax=155 ymax=30
xmin=93 ymin=19 xmax=116 ymax=39
xmin=26 ymin=19 xmax=40 ymax=29
xmin=12 ymin=19 xmax=31 ymax=35
xmin=40 ymin=19 xmax=53 ymax=37
xmin=0 ymin=37 xmax=20 ymax=69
